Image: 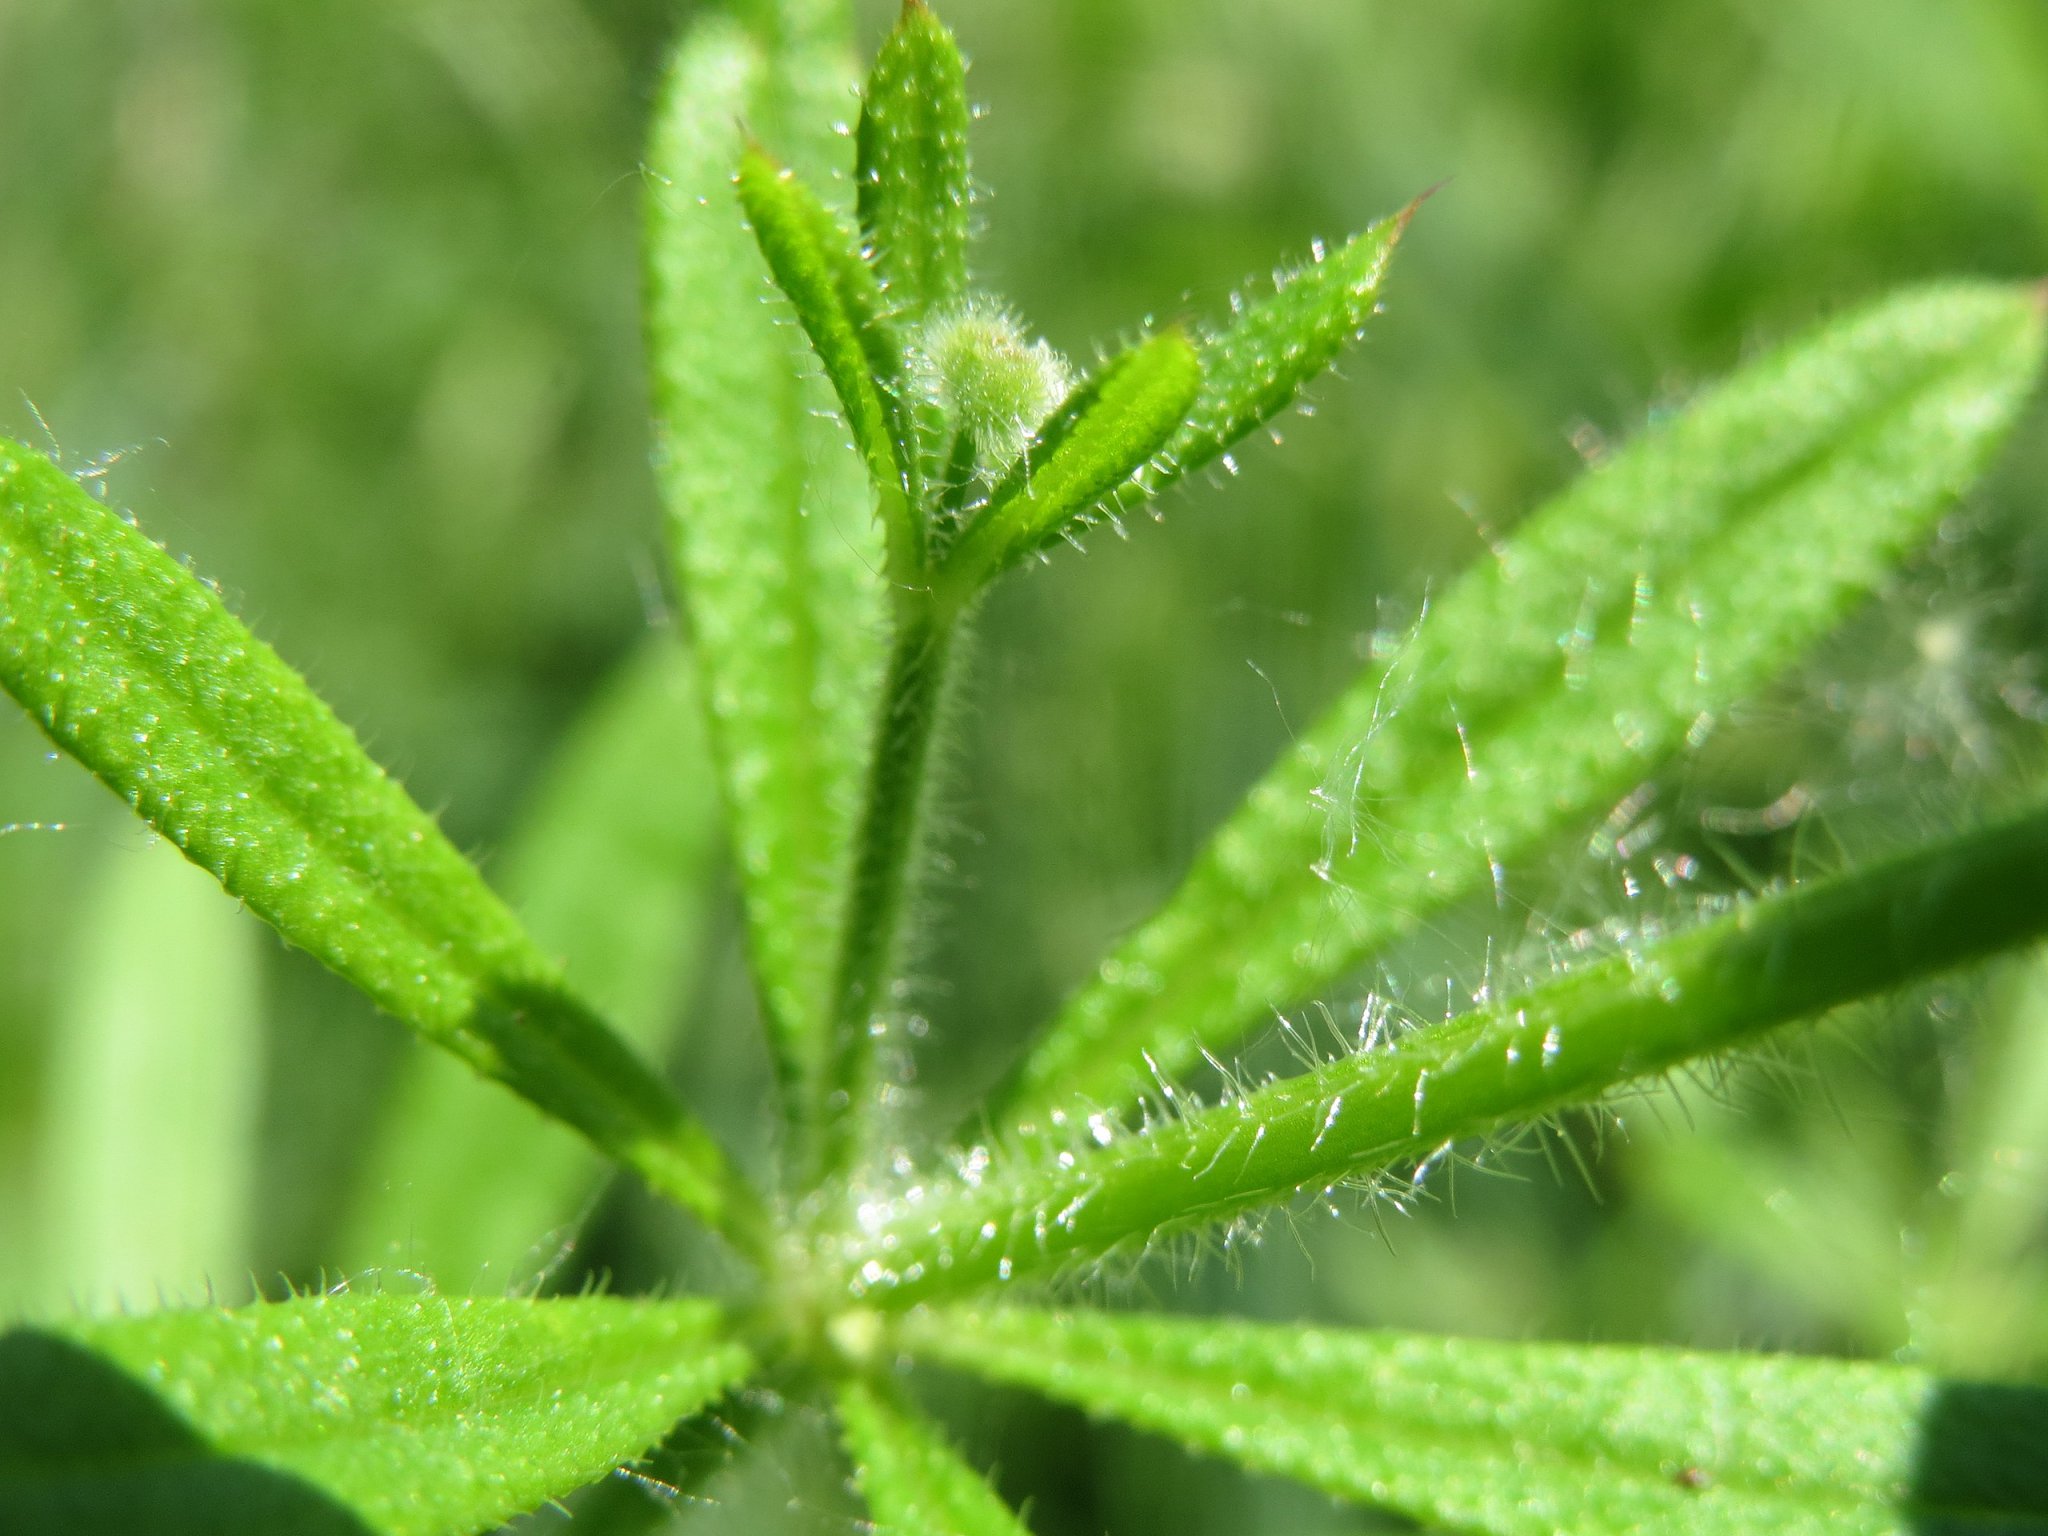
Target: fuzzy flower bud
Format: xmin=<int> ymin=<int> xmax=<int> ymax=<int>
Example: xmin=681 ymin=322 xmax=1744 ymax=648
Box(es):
xmin=911 ymin=298 xmax=1071 ymax=474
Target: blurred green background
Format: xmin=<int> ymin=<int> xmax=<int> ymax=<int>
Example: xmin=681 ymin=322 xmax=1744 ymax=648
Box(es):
xmin=4 ymin=0 xmax=2048 ymax=1530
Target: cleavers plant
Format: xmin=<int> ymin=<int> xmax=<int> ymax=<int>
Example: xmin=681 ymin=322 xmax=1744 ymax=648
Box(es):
xmin=4 ymin=1 xmax=2048 ymax=1531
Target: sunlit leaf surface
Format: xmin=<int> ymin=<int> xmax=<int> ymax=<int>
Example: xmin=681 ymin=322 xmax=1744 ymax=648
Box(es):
xmin=1005 ymin=282 xmax=2048 ymax=1125
xmin=857 ymin=0 xmax=972 ymax=327
xmin=906 ymin=1307 xmax=2048 ymax=1535
xmin=836 ymin=798 xmax=2048 ymax=1304
xmin=645 ymin=10 xmax=888 ymax=1131
xmin=0 ymin=1294 xmax=752 ymax=1536
xmin=0 ymin=440 xmax=745 ymax=1230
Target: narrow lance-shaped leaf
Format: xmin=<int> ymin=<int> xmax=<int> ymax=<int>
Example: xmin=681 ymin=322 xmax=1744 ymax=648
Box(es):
xmin=1000 ymin=280 xmax=2048 ymax=1125
xmin=0 ymin=440 xmax=754 ymax=1243
xmin=342 ymin=636 xmax=722 ymax=1288
xmin=542 ymin=1388 xmax=778 ymax=1536
xmin=836 ymin=1378 xmax=1035 ymax=1536
xmin=647 ymin=14 xmax=887 ymax=1128
xmin=903 ymin=1308 xmax=2048 ymax=1536
xmin=939 ymin=331 xmax=1204 ymax=603
xmin=858 ymin=0 xmax=972 ymax=326
xmin=37 ymin=833 xmax=263 ymax=1312
xmin=831 ymin=796 xmax=2048 ymax=1306
xmin=1150 ymin=208 xmax=1411 ymax=496
xmin=0 ymin=1294 xmax=753 ymax=1536
xmin=739 ymin=144 xmax=924 ymax=576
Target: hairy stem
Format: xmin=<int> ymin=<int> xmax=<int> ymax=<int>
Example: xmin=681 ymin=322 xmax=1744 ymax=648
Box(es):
xmin=821 ymin=799 xmax=2048 ymax=1307
xmin=935 ymin=428 xmax=979 ymax=527
xmin=811 ymin=594 xmax=957 ymax=1188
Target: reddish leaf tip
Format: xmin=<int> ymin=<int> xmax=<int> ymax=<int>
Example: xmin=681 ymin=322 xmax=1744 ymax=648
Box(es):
xmin=1392 ymin=180 xmax=1448 ymax=238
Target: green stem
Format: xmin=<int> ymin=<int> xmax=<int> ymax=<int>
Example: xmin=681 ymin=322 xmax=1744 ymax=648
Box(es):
xmin=934 ymin=428 xmax=980 ymax=526
xmin=820 ymin=798 xmax=2048 ymax=1308
xmin=810 ymin=593 xmax=957 ymax=1188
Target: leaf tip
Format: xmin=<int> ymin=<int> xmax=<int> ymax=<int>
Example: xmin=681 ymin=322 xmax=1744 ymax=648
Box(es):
xmin=1392 ymin=180 xmax=1447 ymax=239
xmin=730 ymin=125 xmax=776 ymax=189
xmin=1155 ymin=322 xmax=1203 ymax=377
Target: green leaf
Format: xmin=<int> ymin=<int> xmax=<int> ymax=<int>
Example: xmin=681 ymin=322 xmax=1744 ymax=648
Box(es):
xmin=1638 ymin=1130 xmax=1908 ymax=1359
xmin=939 ymin=331 xmax=1205 ymax=602
xmin=1000 ymin=280 xmax=2048 ymax=1125
xmin=0 ymin=440 xmax=752 ymax=1241
xmin=524 ymin=1389 xmax=774 ymax=1536
xmin=737 ymin=143 xmax=923 ymax=577
xmin=836 ymin=1377 xmax=1033 ymax=1536
xmin=1157 ymin=210 xmax=1411 ymax=492
xmin=1950 ymin=952 xmax=2048 ymax=1279
xmin=0 ymin=1294 xmax=752 ymax=1536
xmin=816 ymin=599 xmax=959 ymax=1187
xmin=1630 ymin=1064 xmax=1916 ymax=1351
xmin=857 ymin=0 xmax=972 ymax=326
xmin=647 ymin=13 xmax=888 ymax=1128
xmin=901 ymin=1308 xmax=2048 ymax=1536
xmin=830 ymin=797 xmax=2048 ymax=1305
xmin=1927 ymin=952 xmax=2048 ymax=1371
xmin=341 ymin=637 xmax=722 ymax=1289
xmin=35 ymin=833 xmax=263 ymax=1312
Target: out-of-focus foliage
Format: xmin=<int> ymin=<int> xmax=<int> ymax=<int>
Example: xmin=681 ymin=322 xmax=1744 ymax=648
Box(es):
xmin=2 ymin=1 xmax=2045 ymax=1531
